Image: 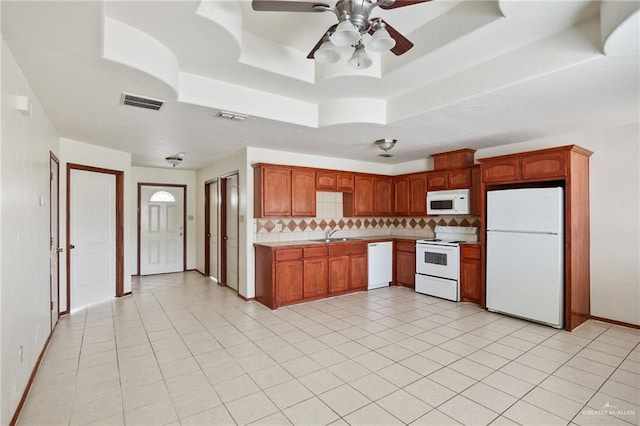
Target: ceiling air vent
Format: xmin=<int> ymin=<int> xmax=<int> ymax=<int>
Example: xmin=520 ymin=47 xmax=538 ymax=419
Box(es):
xmin=120 ymin=92 xmax=165 ymax=111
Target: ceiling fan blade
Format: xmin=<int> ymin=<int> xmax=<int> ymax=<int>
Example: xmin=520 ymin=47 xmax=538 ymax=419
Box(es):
xmin=379 ymin=0 xmax=432 ymax=10
xmin=252 ymin=0 xmax=330 ymax=12
xmin=307 ymin=24 xmax=337 ymax=59
xmin=369 ymin=19 xmax=413 ymax=55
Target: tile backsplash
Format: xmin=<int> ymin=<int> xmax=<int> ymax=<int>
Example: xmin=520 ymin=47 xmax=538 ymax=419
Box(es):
xmin=254 ymin=192 xmax=480 ymax=243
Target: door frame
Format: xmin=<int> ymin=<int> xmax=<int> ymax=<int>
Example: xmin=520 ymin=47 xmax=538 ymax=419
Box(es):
xmin=136 ymin=183 xmax=187 ymax=275
xmin=204 ymin=178 xmax=218 ymax=278
xmin=50 ymin=152 xmax=60 ymax=328
xmin=66 ymin=163 xmax=124 ymax=314
xmin=220 ymin=171 xmax=239 ymax=292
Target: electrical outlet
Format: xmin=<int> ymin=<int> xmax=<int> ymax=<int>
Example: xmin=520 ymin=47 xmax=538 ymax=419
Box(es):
xmin=18 ymin=345 xmax=23 ymax=364
xmin=275 ymin=223 xmax=283 ymax=232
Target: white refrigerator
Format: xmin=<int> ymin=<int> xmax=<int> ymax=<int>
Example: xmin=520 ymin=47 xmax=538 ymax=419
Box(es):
xmin=486 ymin=187 xmax=564 ymax=328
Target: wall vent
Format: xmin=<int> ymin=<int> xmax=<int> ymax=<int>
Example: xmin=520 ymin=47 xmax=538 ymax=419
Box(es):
xmin=120 ymin=92 xmax=165 ymax=111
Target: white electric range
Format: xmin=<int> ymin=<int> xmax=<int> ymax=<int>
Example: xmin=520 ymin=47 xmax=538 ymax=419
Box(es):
xmin=415 ymin=226 xmax=478 ymax=301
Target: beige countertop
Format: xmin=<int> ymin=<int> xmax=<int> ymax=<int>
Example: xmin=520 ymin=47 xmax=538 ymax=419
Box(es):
xmin=254 ymin=235 xmax=421 ymax=248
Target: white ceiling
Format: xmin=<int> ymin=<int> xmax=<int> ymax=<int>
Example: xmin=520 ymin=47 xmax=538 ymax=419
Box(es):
xmin=2 ymin=0 xmax=638 ymax=169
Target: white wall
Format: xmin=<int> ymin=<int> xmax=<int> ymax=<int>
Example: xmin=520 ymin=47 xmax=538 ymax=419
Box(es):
xmin=59 ymin=138 xmax=133 ymax=308
xmin=475 ymin=123 xmax=640 ymax=326
xmin=1 ymin=39 xmax=60 ymax=426
xmin=131 ymin=166 xmax=197 ymax=273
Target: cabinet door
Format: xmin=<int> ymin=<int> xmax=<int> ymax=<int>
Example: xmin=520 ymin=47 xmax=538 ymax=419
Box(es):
xmin=328 ymin=256 xmax=349 ymax=294
xmin=482 ymin=158 xmax=521 ymax=183
xmin=471 ymin=165 xmax=481 ymax=217
xmin=303 ymin=258 xmax=328 ymax=298
xmin=408 ymin=174 xmax=427 ymax=216
xmin=257 ymin=166 xmax=291 ymax=217
xmin=353 ymin=175 xmax=375 ymax=216
xmin=374 ymin=176 xmax=393 ymax=216
xmin=447 ymin=169 xmax=472 ymax=189
xmin=426 ymin=171 xmax=447 ymax=191
xmin=275 ymin=261 xmax=303 ymax=304
xmin=292 ymin=169 xmax=316 ymax=217
xmin=316 ymin=171 xmax=336 ymax=191
xmin=521 ymin=152 xmax=566 ymax=180
xmin=336 ymin=173 xmax=354 ymax=192
xmin=460 ymin=244 xmax=480 ymax=304
xmin=393 ymin=176 xmax=409 ymax=216
xmin=349 ymin=254 xmax=368 ymax=290
xmin=395 ymin=251 xmax=416 ymax=288
xmin=460 ymin=258 xmax=481 ymax=303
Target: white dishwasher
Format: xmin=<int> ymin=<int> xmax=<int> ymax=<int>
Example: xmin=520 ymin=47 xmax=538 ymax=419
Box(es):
xmin=368 ymin=241 xmax=393 ymax=290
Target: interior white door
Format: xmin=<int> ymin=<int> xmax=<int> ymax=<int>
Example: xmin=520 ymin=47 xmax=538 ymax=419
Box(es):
xmin=50 ymin=156 xmax=60 ymax=329
xmin=140 ymin=186 xmax=184 ymax=275
xmin=225 ymin=175 xmax=239 ymax=291
xmin=70 ymin=169 xmax=116 ymax=309
xmin=208 ymin=182 xmax=219 ymax=282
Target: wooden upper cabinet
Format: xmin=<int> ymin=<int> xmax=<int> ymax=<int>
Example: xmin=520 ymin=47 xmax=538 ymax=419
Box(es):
xmin=448 ymin=169 xmax=472 ymax=189
xmin=426 ymin=171 xmax=447 ymax=191
xmin=254 ymin=164 xmax=291 ymax=217
xmin=291 ymin=169 xmax=316 ymax=217
xmin=521 ymin=152 xmax=566 ymax=180
xmin=336 ymin=173 xmax=354 ymax=192
xmin=481 ymin=157 xmax=521 ymax=183
xmin=315 ymin=171 xmax=336 ymax=191
xmin=432 ymin=149 xmax=476 ymax=170
xmin=393 ymin=176 xmax=410 ymax=216
xmin=344 ymin=175 xmax=375 ymax=216
xmin=471 ymin=165 xmax=481 ymax=217
xmin=408 ymin=174 xmax=427 ymax=216
xmin=374 ymin=176 xmax=393 ymax=216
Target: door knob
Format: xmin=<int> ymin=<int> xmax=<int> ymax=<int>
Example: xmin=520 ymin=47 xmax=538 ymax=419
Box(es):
xmin=69 ymin=244 xmax=75 ymax=249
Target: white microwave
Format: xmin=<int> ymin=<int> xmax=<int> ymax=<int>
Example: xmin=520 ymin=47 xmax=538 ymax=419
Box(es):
xmin=427 ymin=189 xmax=470 ymax=215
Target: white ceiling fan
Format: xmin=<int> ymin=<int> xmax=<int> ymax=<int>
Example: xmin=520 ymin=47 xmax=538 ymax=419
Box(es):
xmin=251 ymin=0 xmax=432 ymax=69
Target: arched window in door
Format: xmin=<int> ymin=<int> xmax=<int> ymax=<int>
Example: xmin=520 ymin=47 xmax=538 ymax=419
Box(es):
xmin=149 ymin=190 xmax=175 ymax=203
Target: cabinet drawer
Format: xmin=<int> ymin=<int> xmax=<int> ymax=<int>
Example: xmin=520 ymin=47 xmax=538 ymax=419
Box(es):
xmin=328 ymin=243 xmax=366 ymax=257
xmin=304 ymin=246 xmax=327 ymax=259
xmin=521 ymin=152 xmax=566 ymax=180
xmin=395 ymin=240 xmax=416 ymax=253
xmin=274 ymin=248 xmax=303 ymax=262
xmin=460 ymin=244 xmax=480 ymax=260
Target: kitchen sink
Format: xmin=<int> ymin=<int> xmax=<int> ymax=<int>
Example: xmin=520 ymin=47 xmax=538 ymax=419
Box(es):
xmin=310 ymin=237 xmax=361 ymax=243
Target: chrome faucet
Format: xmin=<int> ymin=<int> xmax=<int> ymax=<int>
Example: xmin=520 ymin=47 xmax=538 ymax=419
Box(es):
xmin=326 ymin=229 xmax=338 ymax=239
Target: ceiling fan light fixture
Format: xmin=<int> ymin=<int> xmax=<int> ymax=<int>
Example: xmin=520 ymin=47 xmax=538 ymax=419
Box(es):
xmin=347 ymin=43 xmax=372 ymax=69
xmin=368 ymin=26 xmax=396 ymax=52
xmin=330 ymin=18 xmax=361 ymax=46
xmin=314 ymin=39 xmax=341 ymax=63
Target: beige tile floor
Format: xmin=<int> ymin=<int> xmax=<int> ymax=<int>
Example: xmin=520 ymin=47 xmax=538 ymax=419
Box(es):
xmin=18 ymin=271 xmax=640 ymax=426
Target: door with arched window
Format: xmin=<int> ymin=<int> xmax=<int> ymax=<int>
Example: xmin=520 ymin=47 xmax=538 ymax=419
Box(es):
xmin=138 ymin=184 xmax=186 ymax=275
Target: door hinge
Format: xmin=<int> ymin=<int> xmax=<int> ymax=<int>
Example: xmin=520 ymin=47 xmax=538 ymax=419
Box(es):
xmin=50 ymin=301 xmax=53 ymax=310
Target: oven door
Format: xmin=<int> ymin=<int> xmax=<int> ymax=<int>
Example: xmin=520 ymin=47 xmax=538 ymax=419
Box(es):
xmin=416 ymin=243 xmax=460 ymax=280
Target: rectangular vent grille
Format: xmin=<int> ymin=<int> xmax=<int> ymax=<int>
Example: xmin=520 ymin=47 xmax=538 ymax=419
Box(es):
xmin=424 ymin=252 xmax=447 ymax=266
xmin=120 ymin=92 xmax=165 ymax=111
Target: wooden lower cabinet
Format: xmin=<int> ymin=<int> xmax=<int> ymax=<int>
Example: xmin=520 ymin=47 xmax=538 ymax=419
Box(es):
xmin=394 ymin=240 xmax=416 ymax=288
xmin=329 ymin=256 xmax=349 ymax=294
xmin=303 ymin=258 xmax=328 ymax=298
xmin=349 ymin=254 xmax=367 ymax=290
xmin=460 ymin=244 xmax=481 ymax=304
xmin=275 ymin=261 xmax=303 ymax=304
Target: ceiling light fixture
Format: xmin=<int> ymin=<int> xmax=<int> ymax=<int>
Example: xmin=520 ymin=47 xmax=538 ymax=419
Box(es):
xmin=165 ymin=152 xmax=185 ymax=167
xmin=347 ymin=41 xmax=373 ymax=69
xmin=313 ymin=35 xmax=340 ymax=64
xmin=217 ymin=111 xmax=249 ymax=121
xmin=375 ymin=138 xmax=397 ymax=157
